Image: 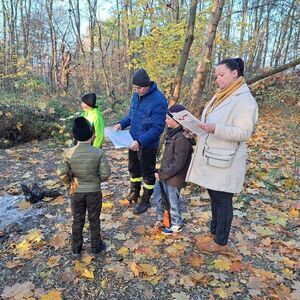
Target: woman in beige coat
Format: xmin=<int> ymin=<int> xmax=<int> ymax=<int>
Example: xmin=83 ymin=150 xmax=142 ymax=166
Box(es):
xmin=186 ymin=58 xmax=258 ymax=251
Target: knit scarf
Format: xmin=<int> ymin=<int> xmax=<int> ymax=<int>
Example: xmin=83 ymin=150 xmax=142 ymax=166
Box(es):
xmin=205 ymin=76 xmax=245 ymax=121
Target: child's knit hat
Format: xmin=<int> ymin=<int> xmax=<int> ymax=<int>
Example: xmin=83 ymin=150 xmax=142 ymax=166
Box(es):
xmin=81 ymin=93 xmax=97 ymax=108
xmin=132 ymin=69 xmax=151 ymax=87
xmin=168 ymin=104 xmax=186 ymax=118
xmin=72 ymin=117 xmax=93 ymax=142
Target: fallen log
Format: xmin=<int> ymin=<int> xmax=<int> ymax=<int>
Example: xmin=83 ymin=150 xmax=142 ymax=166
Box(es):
xmin=0 ymin=104 xmax=57 ymax=148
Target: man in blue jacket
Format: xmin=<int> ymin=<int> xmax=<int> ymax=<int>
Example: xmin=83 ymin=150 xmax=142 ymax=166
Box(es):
xmin=114 ymin=69 xmax=168 ymax=214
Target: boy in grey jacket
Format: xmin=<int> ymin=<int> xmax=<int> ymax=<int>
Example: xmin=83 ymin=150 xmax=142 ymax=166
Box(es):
xmin=57 ymin=117 xmax=111 ymax=257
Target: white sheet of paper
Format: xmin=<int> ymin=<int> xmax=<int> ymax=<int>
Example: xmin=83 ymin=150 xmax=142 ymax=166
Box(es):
xmin=171 ymin=110 xmax=205 ymax=136
xmin=104 ymin=127 xmax=134 ymax=149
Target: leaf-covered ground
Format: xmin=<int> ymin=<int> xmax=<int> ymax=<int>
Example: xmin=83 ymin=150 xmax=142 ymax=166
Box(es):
xmin=0 ymin=108 xmax=299 ymax=300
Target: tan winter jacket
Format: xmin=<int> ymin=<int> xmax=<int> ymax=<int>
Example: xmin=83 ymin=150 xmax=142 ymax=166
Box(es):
xmin=57 ymin=143 xmax=111 ymax=193
xmin=186 ymin=83 xmax=258 ymax=193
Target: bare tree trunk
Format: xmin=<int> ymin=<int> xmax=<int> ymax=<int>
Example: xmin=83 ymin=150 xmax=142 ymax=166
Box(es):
xmin=88 ymin=0 xmax=97 ymax=91
xmin=238 ymin=0 xmax=248 ymax=58
xmin=46 ymin=0 xmax=58 ymax=89
xmin=87 ymin=0 xmax=112 ymax=99
xmin=123 ymin=0 xmax=134 ymax=93
xmin=262 ymin=0 xmax=271 ymax=67
xmin=171 ymin=0 xmax=198 ymax=106
xmin=60 ymin=45 xmax=72 ymax=95
xmin=222 ymin=0 xmax=233 ymax=58
xmin=69 ymin=0 xmax=85 ymax=57
xmin=20 ymin=0 xmax=31 ymax=59
xmin=274 ymin=0 xmax=295 ymax=66
xmin=188 ymin=0 xmax=225 ymax=117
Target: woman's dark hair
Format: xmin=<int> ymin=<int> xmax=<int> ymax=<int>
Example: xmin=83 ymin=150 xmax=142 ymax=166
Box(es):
xmin=217 ymin=58 xmax=244 ymax=77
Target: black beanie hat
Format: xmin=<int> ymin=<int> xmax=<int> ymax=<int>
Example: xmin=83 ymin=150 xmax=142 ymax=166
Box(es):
xmin=81 ymin=93 xmax=97 ymax=108
xmin=72 ymin=117 xmax=93 ymax=142
xmin=168 ymin=104 xmax=186 ymax=118
xmin=132 ymin=69 xmax=151 ymax=87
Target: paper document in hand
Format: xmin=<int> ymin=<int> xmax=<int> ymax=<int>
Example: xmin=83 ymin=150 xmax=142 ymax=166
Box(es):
xmin=104 ymin=127 xmax=134 ymax=149
xmin=171 ymin=110 xmax=205 ymax=136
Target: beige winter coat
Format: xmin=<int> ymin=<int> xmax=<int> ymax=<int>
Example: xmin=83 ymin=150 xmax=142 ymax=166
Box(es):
xmin=186 ymin=83 xmax=258 ymax=193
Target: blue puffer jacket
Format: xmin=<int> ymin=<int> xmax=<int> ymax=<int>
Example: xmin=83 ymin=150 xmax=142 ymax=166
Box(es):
xmin=119 ymin=82 xmax=168 ymax=149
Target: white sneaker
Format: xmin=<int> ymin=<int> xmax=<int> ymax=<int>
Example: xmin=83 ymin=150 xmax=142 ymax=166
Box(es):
xmin=162 ymin=225 xmax=183 ymax=235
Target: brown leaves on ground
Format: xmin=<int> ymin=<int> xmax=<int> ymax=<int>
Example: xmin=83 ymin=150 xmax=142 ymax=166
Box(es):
xmin=0 ymin=110 xmax=299 ymax=299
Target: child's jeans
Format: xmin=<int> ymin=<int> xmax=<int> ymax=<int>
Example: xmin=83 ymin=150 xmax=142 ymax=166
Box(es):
xmin=153 ymin=181 xmax=183 ymax=227
xmin=71 ymin=191 xmax=102 ymax=253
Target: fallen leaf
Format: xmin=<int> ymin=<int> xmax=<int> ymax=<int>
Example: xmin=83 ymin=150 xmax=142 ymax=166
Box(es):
xmin=49 ymin=232 xmax=69 ymax=249
xmin=172 ymin=292 xmax=190 ymax=300
xmin=1 ymin=281 xmax=35 ymax=300
xmin=47 ymin=255 xmax=61 ymax=267
xmin=214 ymin=258 xmax=231 ymax=271
xmin=40 ymin=289 xmax=62 ymax=300
xmin=186 ymin=254 xmax=205 ymax=267
xmin=118 ymin=246 xmax=129 ymax=256
xmin=119 ymin=199 xmax=130 ymax=205
xmin=129 ymin=261 xmax=139 ymax=277
xmin=50 ymin=195 xmax=66 ymax=206
xmin=289 ymin=207 xmax=299 ymax=218
xmin=139 ymin=263 xmax=158 ymax=276
xmin=81 ymin=268 xmax=94 ymax=279
xmin=102 ymin=202 xmax=114 ymax=209
xmin=214 ymin=287 xmax=228 ymax=299
xmin=6 ymin=260 xmax=24 ymax=269
xmin=16 ymin=200 xmax=31 ymax=210
xmin=16 ymin=122 xmax=23 ymax=131
xmin=135 ymin=225 xmax=146 ymax=234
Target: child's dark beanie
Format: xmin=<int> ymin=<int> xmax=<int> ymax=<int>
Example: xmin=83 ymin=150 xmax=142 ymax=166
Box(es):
xmin=81 ymin=93 xmax=96 ymax=108
xmin=168 ymin=104 xmax=186 ymax=117
xmin=132 ymin=69 xmax=151 ymax=87
xmin=72 ymin=117 xmax=93 ymax=142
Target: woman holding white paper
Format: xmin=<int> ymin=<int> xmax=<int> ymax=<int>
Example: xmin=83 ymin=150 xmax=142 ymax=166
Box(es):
xmin=186 ymin=58 xmax=258 ymax=252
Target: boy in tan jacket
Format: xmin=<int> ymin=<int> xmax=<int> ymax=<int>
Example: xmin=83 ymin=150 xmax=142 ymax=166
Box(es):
xmin=57 ymin=117 xmax=111 ymax=257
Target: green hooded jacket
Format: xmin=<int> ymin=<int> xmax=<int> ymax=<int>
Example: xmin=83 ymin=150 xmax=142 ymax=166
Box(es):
xmin=81 ymin=108 xmax=105 ymax=148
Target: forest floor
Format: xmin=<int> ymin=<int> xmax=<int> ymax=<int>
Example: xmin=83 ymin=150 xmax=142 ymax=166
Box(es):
xmin=0 ymin=107 xmax=299 ymax=300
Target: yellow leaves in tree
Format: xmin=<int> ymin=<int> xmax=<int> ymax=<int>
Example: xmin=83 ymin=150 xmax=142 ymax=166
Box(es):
xmin=214 ymin=258 xmax=231 ymax=271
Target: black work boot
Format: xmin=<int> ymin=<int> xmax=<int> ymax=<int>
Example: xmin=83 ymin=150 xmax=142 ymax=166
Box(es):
xmin=134 ymin=187 xmax=153 ymax=214
xmin=126 ymin=182 xmax=141 ymax=204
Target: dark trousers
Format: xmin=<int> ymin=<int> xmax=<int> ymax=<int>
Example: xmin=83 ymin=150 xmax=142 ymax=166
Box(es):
xmin=71 ymin=191 xmax=102 ymax=253
xmin=207 ymin=189 xmax=233 ymax=246
xmin=128 ymin=148 xmax=157 ymax=186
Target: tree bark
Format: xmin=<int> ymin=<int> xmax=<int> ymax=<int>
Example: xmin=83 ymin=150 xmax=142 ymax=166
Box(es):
xmin=171 ymin=0 xmax=198 ymax=106
xmin=247 ymin=58 xmax=300 ymax=85
xmin=188 ymin=0 xmax=225 ymax=117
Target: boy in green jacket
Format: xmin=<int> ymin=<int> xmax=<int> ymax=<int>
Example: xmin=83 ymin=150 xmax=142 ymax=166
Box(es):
xmin=81 ymin=93 xmax=105 ymax=148
xmin=57 ymin=117 xmax=111 ymax=257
